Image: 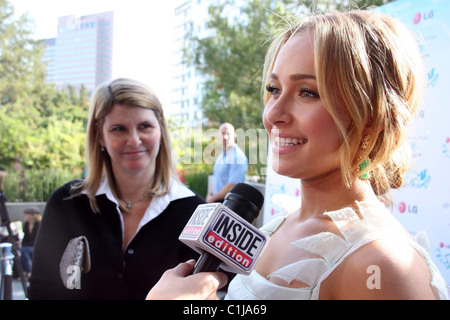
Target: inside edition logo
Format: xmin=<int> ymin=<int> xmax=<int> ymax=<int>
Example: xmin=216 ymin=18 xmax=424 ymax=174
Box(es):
xmin=204 ymin=212 xmax=265 ymax=271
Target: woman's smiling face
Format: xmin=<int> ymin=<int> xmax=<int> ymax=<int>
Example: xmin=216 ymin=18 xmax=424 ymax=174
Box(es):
xmin=263 ymin=32 xmax=350 ymax=181
xmin=99 ymin=103 xmax=161 ymax=177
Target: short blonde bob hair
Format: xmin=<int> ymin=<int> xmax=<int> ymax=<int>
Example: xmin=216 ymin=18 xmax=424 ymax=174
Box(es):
xmin=73 ymin=78 xmax=177 ymax=213
xmin=263 ymin=10 xmax=425 ymax=200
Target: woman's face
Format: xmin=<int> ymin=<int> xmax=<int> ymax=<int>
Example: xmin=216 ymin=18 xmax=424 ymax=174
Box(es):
xmin=99 ymin=103 xmax=161 ymax=177
xmin=263 ymin=32 xmax=350 ymax=181
xmin=24 ymin=213 xmax=36 ymax=223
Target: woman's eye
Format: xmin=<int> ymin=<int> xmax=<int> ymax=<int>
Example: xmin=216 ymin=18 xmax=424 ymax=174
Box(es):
xmin=266 ymin=85 xmax=281 ymax=96
xmin=140 ymin=123 xmax=155 ymax=130
xmin=299 ymin=89 xmax=320 ymax=99
xmin=111 ymin=126 xmax=125 ymax=132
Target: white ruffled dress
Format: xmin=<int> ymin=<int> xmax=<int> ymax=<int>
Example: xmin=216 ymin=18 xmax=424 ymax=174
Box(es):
xmin=225 ymin=201 xmax=449 ymax=300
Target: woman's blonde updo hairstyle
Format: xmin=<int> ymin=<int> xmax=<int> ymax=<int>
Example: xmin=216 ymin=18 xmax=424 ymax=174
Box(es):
xmin=263 ymin=10 xmax=425 ymax=201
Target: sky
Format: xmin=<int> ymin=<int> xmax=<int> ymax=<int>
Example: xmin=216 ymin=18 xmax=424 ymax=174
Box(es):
xmin=9 ymin=0 xmax=183 ymax=111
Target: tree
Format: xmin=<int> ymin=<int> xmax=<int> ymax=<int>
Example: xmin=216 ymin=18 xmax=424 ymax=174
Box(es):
xmin=0 ymin=0 xmax=88 ymax=171
xmin=0 ymin=0 xmax=46 ymax=168
xmin=0 ymin=0 xmax=46 ymax=105
xmin=185 ymin=0 xmax=280 ymax=131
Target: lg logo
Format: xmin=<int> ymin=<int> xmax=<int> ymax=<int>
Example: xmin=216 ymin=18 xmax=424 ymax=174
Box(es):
xmin=398 ymin=201 xmax=418 ymax=214
xmin=413 ymin=10 xmax=434 ymax=24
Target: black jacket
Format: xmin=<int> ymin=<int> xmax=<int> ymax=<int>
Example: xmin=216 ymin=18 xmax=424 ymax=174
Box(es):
xmin=22 ymin=220 xmax=40 ymax=246
xmin=28 ymin=180 xmax=203 ymax=300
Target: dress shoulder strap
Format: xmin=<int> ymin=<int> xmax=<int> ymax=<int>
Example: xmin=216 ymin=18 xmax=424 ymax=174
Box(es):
xmin=259 ymin=214 xmax=287 ymax=236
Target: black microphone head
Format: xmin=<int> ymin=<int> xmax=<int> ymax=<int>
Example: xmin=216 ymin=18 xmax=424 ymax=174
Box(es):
xmin=223 ymin=183 xmax=264 ymax=224
xmin=229 ymin=183 xmax=264 ymax=210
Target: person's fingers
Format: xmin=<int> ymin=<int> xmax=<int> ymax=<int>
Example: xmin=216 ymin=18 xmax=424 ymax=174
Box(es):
xmin=209 ymin=271 xmax=228 ymax=290
xmin=193 ymin=271 xmax=228 ymax=300
xmin=166 ymin=259 xmax=196 ymax=277
xmin=146 ymin=260 xmax=228 ymax=300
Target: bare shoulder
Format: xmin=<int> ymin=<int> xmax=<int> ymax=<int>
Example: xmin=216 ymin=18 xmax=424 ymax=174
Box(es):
xmin=320 ymin=239 xmax=439 ymax=300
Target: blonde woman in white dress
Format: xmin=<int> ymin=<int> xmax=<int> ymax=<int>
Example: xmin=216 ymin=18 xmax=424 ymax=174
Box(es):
xmin=147 ymin=10 xmax=449 ymax=300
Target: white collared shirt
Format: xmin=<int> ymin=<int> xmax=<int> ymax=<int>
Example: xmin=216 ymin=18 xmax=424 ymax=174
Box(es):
xmin=94 ymin=176 xmax=195 ymax=246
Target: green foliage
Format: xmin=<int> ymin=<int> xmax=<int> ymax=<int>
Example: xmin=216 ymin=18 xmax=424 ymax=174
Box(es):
xmin=0 ymin=0 xmax=88 ymax=172
xmin=0 ymin=0 xmax=46 ymax=106
xmin=2 ymin=168 xmax=82 ymax=202
xmin=0 ymin=1 xmax=89 ymax=201
xmin=169 ymin=117 xmax=214 ymax=171
xmin=185 ymin=0 xmax=277 ymax=131
xmin=0 ymin=84 xmax=89 ymax=170
xmin=168 ymin=117 xmax=214 ymax=197
xmin=183 ymin=171 xmax=210 ymax=199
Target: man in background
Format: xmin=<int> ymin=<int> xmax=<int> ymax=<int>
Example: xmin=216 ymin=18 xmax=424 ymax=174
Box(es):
xmin=206 ymin=123 xmax=248 ymax=203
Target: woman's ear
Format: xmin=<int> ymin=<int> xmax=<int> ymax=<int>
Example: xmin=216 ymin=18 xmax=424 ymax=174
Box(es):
xmin=362 ymin=123 xmax=384 ymax=138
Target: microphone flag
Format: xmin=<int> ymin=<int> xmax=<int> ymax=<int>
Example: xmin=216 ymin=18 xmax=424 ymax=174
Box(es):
xmin=179 ymin=203 xmax=269 ymax=274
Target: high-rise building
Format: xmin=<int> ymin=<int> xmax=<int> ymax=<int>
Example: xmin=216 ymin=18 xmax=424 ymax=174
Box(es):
xmin=42 ymin=38 xmax=56 ymax=84
xmin=43 ymin=11 xmax=113 ymax=93
xmin=171 ymin=0 xmax=211 ymax=124
xmin=171 ymin=1 xmax=246 ymax=125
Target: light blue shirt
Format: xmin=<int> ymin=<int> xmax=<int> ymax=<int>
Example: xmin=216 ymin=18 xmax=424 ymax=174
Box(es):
xmin=212 ymin=144 xmax=248 ymax=195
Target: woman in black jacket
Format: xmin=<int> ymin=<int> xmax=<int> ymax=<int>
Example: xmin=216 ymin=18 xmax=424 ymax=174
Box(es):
xmin=20 ymin=207 xmax=41 ymax=280
xmin=28 ymin=78 xmax=203 ymax=299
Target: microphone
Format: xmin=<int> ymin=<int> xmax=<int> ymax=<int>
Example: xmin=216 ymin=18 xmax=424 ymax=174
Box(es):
xmin=179 ymin=183 xmax=268 ymax=275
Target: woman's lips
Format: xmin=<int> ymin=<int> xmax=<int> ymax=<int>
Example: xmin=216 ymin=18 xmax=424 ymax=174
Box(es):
xmin=123 ymin=149 xmax=147 ymax=157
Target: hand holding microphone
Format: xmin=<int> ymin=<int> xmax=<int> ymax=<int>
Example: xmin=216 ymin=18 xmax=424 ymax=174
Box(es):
xmin=146 ymin=260 xmax=228 ymax=300
xmin=147 ymin=183 xmax=266 ymax=300
xmin=179 ymin=183 xmax=267 ymax=275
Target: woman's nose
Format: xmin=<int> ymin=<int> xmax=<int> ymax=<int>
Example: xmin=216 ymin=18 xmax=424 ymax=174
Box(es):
xmin=127 ymin=129 xmax=141 ymax=146
xmin=264 ymin=95 xmax=292 ymax=127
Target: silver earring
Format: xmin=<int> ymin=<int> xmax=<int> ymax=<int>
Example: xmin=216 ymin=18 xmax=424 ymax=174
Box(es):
xmin=101 ymin=147 xmax=105 ymax=152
